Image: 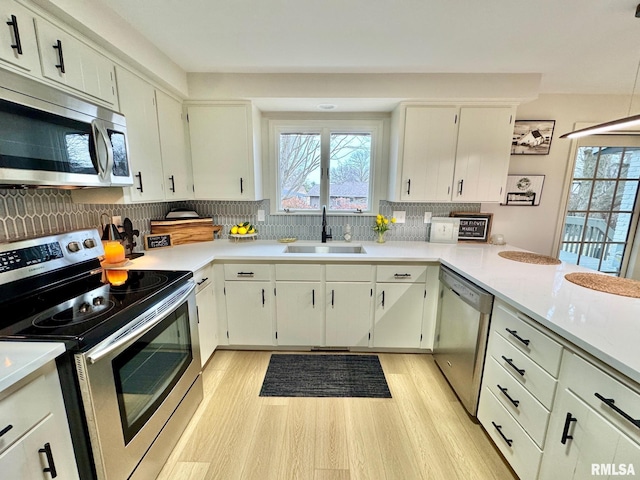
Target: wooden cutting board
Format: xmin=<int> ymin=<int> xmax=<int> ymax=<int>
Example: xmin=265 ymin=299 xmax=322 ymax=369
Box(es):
xmin=150 ymin=218 xmax=222 ymax=245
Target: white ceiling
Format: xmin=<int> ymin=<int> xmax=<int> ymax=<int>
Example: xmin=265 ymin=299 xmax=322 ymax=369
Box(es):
xmin=96 ymin=0 xmax=640 ymax=95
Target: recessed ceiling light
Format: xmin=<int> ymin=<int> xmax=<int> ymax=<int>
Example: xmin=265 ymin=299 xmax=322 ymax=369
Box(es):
xmin=317 ymin=104 xmax=336 ymax=110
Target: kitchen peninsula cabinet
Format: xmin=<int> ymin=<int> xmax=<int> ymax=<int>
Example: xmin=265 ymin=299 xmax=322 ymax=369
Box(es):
xmin=0 ymin=0 xmax=40 ymax=74
xmin=275 ymin=264 xmax=323 ymax=346
xmin=0 ymin=361 xmax=79 ymax=479
xmin=223 ymin=264 xmax=274 ymax=346
xmin=187 ymin=103 xmax=263 ymax=200
xmin=373 ymin=265 xmax=427 ymax=348
xmin=325 ymin=265 xmax=373 ymax=347
xmin=388 ymin=104 xmax=515 ymax=203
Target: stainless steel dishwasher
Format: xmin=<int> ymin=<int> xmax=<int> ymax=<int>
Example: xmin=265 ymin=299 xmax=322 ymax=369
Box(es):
xmin=434 ymin=265 xmax=494 ymax=417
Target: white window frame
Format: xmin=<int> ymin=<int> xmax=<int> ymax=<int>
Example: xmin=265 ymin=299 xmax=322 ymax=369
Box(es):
xmin=553 ymin=125 xmax=640 ymax=277
xmin=266 ymin=118 xmax=386 ymax=215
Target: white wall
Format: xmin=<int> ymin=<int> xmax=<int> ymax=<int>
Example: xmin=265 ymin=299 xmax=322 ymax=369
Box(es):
xmin=482 ymin=93 xmax=634 ymax=257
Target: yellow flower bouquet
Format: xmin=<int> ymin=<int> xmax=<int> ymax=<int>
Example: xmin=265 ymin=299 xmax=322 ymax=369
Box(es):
xmin=373 ymin=213 xmax=396 ymax=243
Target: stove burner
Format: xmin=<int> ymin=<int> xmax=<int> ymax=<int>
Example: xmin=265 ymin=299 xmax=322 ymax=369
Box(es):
xmin=32 ymin=299 xmax=115 ymax=328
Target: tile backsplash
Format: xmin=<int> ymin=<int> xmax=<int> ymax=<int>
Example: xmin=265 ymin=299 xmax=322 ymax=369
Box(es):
xmin=0 ymin=189 xmax=480 ymax=248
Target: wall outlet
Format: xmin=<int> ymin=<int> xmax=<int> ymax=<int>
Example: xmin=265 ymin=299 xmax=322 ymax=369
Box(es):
xmin=393 ymin=211 xmax=406 ymax=223
xmin=424 ymin=212 xmax=432 ymax=224
xmin=257 ymin=210 xmax=265 ymax=222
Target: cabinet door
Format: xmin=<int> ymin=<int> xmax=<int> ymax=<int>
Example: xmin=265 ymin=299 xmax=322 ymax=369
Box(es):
xmin=539 ymin=388 xmax=640 ymax=480
xmin=275 ymin=281 xmax=323 ymax=346
xmin=0 ymin=0 xmax=40 ymax=73
xmin=0 ymin=411 xmax=79 ymax=480
xmin=453 ymin=106 xmax=514 ymax=202
xmin=188 ymin=104 xmax=258 ymax=200
xmin=326 ymin=282 xmax=372 ymax=347
xmin=225 ymin=281 xmax=273 ymax=345
xmin=116 ymin=67 xmax=165 ymax=202
xmin=373 ymin=283 xmax=425 ymax=348
xmin=401 ymin=106 xmax=458 ymax=202
xmin=196 ymin=282 xmax=217 ymax=367
xmin=34 ymin=18 xmax=83 ymax=92
xmin=156 ymin=90 xmax=192 ymax=200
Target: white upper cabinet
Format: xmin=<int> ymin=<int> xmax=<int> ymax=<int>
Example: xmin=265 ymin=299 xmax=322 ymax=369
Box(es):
xmin=0 ymin=0 xmax=40 ymax=73
xmin=389 ymin=103 xmax=515 ymax=203
xmin=390 ymin=106 xmax=459 ymax=202
xmin=156 ymin=89 xmax=192 ymax=200
xmin=34 ymin=17 xmax=116 ymax=106
xmin=187 ymin=103 xmax=263 ymax=200
xmin=453 ymin=106 xmax=515 ymax=202
xmin=115 ymin=66 xmax=165 ymax=202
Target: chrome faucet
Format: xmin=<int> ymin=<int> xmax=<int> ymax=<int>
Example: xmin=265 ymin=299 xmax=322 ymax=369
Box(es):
xmin=321 ymin=205 xmax=332 ymax=243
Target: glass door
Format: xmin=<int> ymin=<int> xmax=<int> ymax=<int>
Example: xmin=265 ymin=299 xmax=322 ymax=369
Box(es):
xmin=558 ymin=143 xmax=640 ymax=276
xmin=112 ymin=301 xmax=192 ymax=444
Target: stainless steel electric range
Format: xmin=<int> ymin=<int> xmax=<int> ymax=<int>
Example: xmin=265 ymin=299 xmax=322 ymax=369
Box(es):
xmin=0 ymin=229 xmax=203 ymax=480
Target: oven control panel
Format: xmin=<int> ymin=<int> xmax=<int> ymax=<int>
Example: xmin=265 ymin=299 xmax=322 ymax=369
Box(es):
xmin=0 ymin=229 xmax=103 ymax=282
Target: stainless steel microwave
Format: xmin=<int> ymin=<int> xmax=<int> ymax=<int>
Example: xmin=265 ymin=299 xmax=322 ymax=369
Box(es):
xmin=0 ymin=68 xmax=132 ymax=188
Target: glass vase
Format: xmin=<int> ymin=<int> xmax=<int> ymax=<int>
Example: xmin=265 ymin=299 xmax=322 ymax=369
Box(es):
xmin=376 ymin=231 xmax=386 ymax=243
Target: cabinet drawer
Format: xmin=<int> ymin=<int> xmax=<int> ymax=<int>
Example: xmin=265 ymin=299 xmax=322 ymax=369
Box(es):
xmin=326 ymin=264 xmax=373 ymax=282
xmin=194 ymin=263 xmax=213 ymax=291
xmin=483 ymin=356 xmax=550 ymax=448
xmin=224 ymin=264 xmax=271 ymax=281
xmin=478 ymin=388 xmax=542 ymax=480
xmin=561 ymin=351 xmax=640 ymax=444
xmin=488 ymin=332 xmax=557 ymax=409
xmin=492 ymin=301 xmax=563 ymax=377
xmin=275 ymin=264 xmax=322 ymax=281
xmin=376 ymin=265 xmax=426 ymax=283
xmin=0 ymin=374 xmax=51 ymax=454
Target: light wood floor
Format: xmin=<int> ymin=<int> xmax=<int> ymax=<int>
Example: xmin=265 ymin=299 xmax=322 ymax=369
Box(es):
xmin=157 ymin=350 xmax=517 ymax=480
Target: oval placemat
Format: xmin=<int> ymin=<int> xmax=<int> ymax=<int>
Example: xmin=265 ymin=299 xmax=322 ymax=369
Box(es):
xmin=498 ymin=251 xmax=561 ymax=265
xmin=564 ymin=273 xmax=640 ymax=298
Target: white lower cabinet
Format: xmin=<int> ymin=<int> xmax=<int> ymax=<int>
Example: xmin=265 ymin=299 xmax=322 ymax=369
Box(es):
xmin=373 ymin=265 xmax=427 ymax=348
xmin=275 ymin=281 xmax=323 ymax=346
xmin=539 ymin=351 xmax=640 ymax=480
xmin=0 ymin=361 xmax=79 ymax=479
xmin=224 ymin=264 xmax=274 ymax=346
xmin=194 ymin=264 xmax=216 ymax=367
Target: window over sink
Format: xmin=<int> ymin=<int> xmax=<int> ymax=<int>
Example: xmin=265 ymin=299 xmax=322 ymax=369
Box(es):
xmin=268 ymin=119 xmax=384 ymax=214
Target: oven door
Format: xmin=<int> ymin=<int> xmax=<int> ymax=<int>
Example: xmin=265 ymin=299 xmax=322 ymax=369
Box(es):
xmin=75 ymin=282 xmax=201 ymax=480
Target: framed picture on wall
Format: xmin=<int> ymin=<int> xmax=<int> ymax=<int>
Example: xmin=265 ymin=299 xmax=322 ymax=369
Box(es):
xmin=511 ymin=120 xmax=555 ymax=155
xmin=501 ymin=175 xmax=545 ymax=206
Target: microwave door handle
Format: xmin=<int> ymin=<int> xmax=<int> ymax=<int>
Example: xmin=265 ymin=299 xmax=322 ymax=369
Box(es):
xmin=87 ymin=283 xmax=195 ymax=364
xmin=93 ymin=121 xmax=113 ymax=181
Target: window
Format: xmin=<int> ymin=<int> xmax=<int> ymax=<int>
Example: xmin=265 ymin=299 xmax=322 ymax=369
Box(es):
xmin=272 ymin=120 xmax=382 ymax=213
xmin=558 ymin=143 xmax=640 ymax=275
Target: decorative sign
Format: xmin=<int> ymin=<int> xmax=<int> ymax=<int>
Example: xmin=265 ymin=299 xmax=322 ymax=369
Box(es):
xmin=144 ymin=233 xmax=172 ymax=250
xmin=502 ymin=175 xmax=545 ymax=206
xmin=450 ymin=213 xmax=492 ymax=243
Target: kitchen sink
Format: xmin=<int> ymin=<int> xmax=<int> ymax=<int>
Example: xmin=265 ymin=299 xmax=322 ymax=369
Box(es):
xmin=284 ymin=245 xmax=366 ymax=254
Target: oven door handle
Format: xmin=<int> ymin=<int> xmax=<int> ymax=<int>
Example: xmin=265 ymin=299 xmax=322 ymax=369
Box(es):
xmin=87 ymin=282 xmax=195 ymax=364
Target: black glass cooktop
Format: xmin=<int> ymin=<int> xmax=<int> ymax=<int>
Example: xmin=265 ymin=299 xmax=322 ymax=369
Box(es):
xmin=0 ymin=269 xmax=192 ymax=350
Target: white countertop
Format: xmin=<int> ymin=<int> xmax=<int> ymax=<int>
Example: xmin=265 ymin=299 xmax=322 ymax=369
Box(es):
xmin=89 ymin=238 xmax=640 ymax=386
xmin=0 ymin=342 xmax=65 ymax=393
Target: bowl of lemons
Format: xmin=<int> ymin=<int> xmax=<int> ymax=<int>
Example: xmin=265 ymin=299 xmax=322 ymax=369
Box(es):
xmin=229 ymin=222 xmax=257 ymax=241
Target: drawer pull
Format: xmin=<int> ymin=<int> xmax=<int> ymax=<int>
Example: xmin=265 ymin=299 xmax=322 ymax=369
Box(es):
xmin=0 ymin=424 xmax=13 ymax=437
xmin=491 ymin=421 xmax=513 ymax=447
xmin=331 ymin=289 xmax=335 ymax=307
xmin=39 ymin=442 xmax=58 ymax=478
xmin=501 ymin=356 xmax=525 ymax=376
xmin=497 ymin=384 xmax=519 ymax=407
xmin=196 ymin=277 xmax=209 ymax=286
xmin=394 ymin=273 xmax=412 ymax=279
xmin=261 ymin=288 xmax=265 ymax=306
xmin=594 ymin=392 xmax=640 ymax=429
xmin=237 ymin=272 xmax=254 ymax=278
xmin=381 ymin=290 xmax=385 ymax=308
xmin=312 ymin=289 xmax=315 ymax=307
xmin=561 ymin=412 xmax=577 ymax=444
xmin=505 ymin=328 xmax=530 ymax=346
